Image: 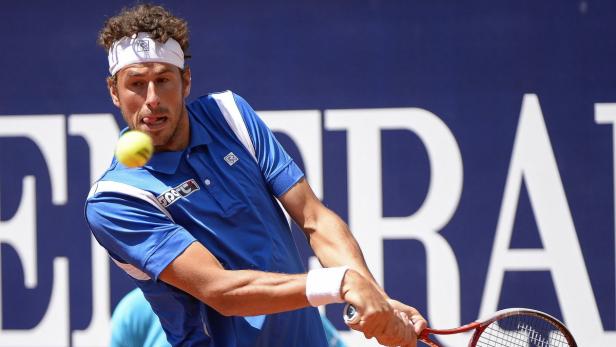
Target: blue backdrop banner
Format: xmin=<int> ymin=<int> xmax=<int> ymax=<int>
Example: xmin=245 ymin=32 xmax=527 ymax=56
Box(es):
xmin=0 ymin=1 xmax=614 ymax=346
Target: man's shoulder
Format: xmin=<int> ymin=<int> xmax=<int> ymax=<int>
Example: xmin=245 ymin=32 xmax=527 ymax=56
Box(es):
xmin=188 ymin=90 xmax=230 ymax=107
xmin=87 ymin=165 xmax=163 ymax=203
xmin=188 ymin=90 xmax=251 ymax=115
xmin=192 ymin=89 xmax=237 ymax=102
xmin=99 ymin=163 xmax=156 ymax=187
xmin=187 ymin=90 xmax=252 ymax=136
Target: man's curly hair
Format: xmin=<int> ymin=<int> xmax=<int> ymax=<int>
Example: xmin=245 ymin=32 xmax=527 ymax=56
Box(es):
xmin=98 ymin=4 xmax=190 ymax=57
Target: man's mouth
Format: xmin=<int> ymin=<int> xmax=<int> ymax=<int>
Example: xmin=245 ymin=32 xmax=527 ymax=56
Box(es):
xmin=141 ymin=115 xmax=168 ymax=129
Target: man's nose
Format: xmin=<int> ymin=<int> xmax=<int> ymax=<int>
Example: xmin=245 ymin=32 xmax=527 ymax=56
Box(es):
xmin=145 ymin=81 xmax=160 ymax=109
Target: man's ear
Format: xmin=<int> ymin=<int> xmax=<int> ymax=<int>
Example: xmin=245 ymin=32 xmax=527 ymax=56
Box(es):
xmin=182 ymin=67 xmax=191 ymax=98
xmin=107 ymin=76 xmax=121 ymax=108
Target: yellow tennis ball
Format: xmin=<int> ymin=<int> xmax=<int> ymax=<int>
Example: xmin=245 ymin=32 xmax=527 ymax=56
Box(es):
xmin=115 ymin=130 xmax=153 ymax=168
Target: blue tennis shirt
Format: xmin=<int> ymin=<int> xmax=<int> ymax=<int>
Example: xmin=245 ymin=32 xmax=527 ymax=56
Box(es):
xmin=86 ymin=91 xmax=328 ymax=347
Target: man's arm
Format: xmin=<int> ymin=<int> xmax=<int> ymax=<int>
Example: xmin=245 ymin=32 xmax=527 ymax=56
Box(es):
xmin=158 ymin=240 xmax=392 ymax=322
xmin=159 ymin=240 xmax=414 ymax=345
xmin=278 ymin=178 xmax=379 ymax=288
xmin=159 ymin=241 xmax=309 ymax=316
xmin=278 ymin=178 xmax=427 ymax=339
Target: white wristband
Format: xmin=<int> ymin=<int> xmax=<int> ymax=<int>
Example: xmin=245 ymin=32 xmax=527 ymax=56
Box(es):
xmin=305 ymin=266 xmax=349 ymax=307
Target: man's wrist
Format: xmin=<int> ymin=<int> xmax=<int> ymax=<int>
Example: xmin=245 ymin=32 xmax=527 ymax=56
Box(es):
xmin=340 ymin=268 xmax=359 ymax=301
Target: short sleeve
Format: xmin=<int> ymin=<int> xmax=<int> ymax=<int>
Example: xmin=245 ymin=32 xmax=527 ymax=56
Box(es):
xmin=233 ymin=93 xmax=304 ymax=196
xmin=86 ymin=191 xmax=196 ymax=281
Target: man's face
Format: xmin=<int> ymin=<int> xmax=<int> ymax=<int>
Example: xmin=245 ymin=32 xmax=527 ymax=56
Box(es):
xmin=109 ymin=62 xmax=191 ymax=151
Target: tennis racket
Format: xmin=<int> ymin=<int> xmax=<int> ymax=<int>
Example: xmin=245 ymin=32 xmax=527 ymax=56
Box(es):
xmin=343 ymin=304 xmax=577 ymax=347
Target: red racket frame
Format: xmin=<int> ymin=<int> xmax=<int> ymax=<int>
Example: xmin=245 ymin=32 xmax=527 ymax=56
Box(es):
xmin=344 ymin=305 xmax=577 ymax=347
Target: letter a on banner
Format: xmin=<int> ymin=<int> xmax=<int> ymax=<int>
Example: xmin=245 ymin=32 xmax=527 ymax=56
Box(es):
xmin=481 ymin=94 xmax=616 ymax=345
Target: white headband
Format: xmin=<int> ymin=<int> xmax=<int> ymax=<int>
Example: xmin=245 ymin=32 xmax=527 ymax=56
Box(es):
xmin=108 ymin=32 xmax=184 ymax=75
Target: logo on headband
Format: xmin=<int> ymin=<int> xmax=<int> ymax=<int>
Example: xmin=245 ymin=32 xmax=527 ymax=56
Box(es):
xmin=109 ymin=33 xmax=184 ymax=75
xmin=134 ymin=39 xmax=150 ymax=53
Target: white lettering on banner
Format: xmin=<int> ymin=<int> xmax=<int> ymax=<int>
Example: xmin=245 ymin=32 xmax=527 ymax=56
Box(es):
xmin=0 ymin=116 xmax=67 ymax=205
xmin=326 ymin=108 xmax=466 ymax=347
xmin=595 ymin=103 xmax=616 ymax=336
xmin=0 ymin=116 xmax=70 ymax=346
xmin=481 ymin=94 xmax=616 ymax=345
xmin=69 ymin=114 xmax=119 ymax=347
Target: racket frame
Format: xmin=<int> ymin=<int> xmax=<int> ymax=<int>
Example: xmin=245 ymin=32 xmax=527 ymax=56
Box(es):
xmin=343 ymin=304 xmax=577 ymax=347
xmin=421 ymin=308 xmax=577 ymax=347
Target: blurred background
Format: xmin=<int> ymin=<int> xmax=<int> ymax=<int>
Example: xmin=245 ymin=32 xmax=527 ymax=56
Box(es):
xmin=0 ymin=1 xmax=615 ymax=346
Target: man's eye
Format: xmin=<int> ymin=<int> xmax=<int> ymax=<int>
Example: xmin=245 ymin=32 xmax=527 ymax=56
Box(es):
xmin=131 ymin=81 xmax=145 ymax=88
xmin=157 ymin=77 xmax=169 ymax=84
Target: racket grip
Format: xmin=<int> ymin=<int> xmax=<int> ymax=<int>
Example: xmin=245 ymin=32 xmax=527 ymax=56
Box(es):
xmin=343 ymin=303 xmax=360 ymax=324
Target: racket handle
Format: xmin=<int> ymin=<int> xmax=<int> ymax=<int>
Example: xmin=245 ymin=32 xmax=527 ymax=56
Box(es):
xmin=345 ymin=303 xmax=437 ymax=346
xmin=343 ymin=303 xmax=360 ymax=324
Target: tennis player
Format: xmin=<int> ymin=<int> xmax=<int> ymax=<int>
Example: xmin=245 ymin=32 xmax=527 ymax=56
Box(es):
xmin=86 ymin=4 xmax=426 ymax=347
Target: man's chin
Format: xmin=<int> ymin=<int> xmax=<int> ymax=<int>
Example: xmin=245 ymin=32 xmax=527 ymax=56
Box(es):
xmin=151 ymin=134 xmax=176 ymax=151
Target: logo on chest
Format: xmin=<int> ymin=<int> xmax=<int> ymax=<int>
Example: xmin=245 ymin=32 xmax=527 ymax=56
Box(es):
xmin=157 ymin=179 xmax=200 ymax=208
xmin=224 ymin=152 xmax=239 ymax=166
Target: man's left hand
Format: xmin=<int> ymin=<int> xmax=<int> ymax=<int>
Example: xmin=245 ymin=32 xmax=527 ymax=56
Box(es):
xmin=387 ymin=299 xmax=427 ymax=337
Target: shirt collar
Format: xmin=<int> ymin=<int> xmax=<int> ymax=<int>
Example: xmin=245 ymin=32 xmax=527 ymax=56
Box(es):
xmin=142 ymin=111 xmax=212 ymax=174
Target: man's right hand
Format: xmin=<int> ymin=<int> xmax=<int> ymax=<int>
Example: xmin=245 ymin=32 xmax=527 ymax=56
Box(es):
xmin=341 ymin=269 xmax=418 ymax=347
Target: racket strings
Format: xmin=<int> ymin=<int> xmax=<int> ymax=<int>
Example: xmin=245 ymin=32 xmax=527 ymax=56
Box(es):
xmin=475 ymin=314 xmax=570 ymax=347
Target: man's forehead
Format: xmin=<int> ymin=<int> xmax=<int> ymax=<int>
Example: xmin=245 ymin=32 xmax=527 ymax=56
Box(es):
xmin=121 ymin=62 xmax=179 ymax=76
